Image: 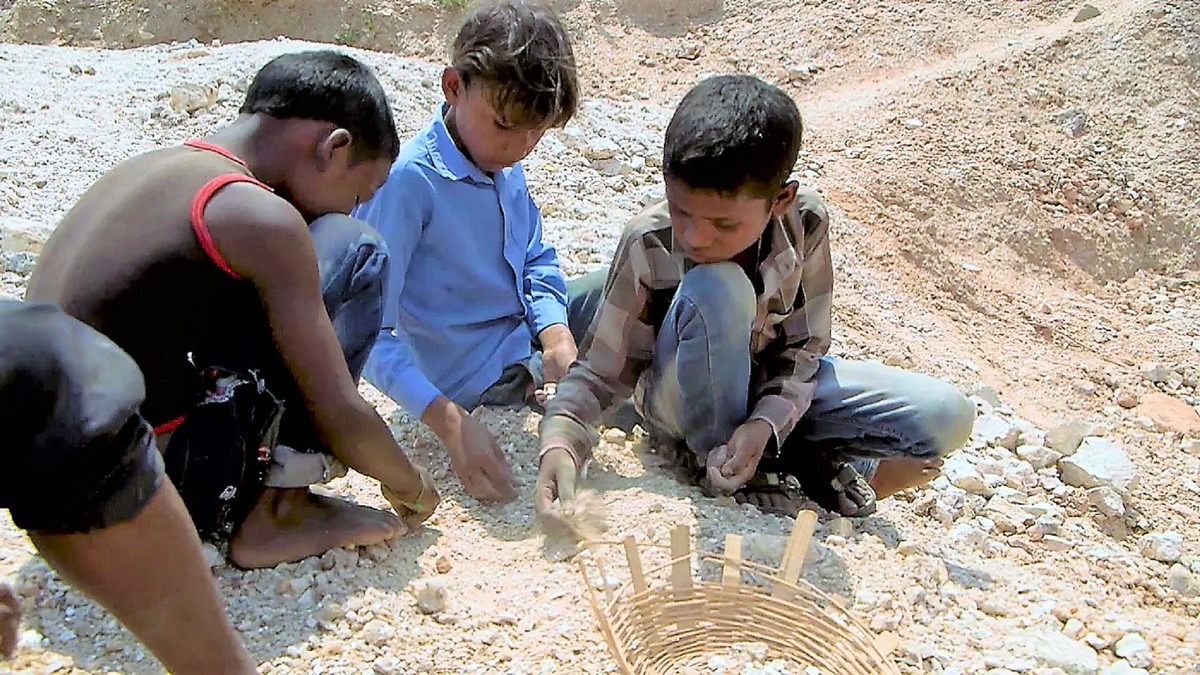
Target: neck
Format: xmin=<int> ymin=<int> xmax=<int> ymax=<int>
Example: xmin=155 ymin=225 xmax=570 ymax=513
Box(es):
xmin=442 ymin=104 xmax=489 ymax=176
xmin=204 ymin=115 xmax=296 ymax=188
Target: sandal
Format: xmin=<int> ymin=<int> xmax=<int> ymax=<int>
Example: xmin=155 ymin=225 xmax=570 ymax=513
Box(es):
xmin=795 ymin=460 xmax=877 ymax=518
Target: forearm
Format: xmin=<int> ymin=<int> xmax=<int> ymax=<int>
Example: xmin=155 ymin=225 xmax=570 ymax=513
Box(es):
xmin=750 ymin=348 xmax=822 ymax=443
xmin=324 ymin=400 xmax=423 ymax=496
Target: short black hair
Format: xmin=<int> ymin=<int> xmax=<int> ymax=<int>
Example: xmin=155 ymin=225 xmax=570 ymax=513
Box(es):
xmin=663 ymin=75 xmax=803 ymax=199
xmin=241 ymin=51 xmax=401 ymax=162
xmin=452 ymin=0 xmax=579 ymax=128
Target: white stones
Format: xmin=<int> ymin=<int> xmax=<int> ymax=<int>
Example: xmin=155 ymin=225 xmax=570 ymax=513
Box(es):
xmin=1086 ymin=486 xmax=1126 ymax=517
xmin=1139 ymin=532 xmax=1182 ymax=563
xmin=944 ymin=454 xmax=990 ymax=495
xmin=1113 ymin=633 xmax=1152 ymax=668
xmin=1062 ymin=618 xmax=1085 ymax=639
xmin=1074 ymin=4 xmax=1102 ymax=23
xmin=362 ymin=618 xmax=392 ymax=646
xmin=583 ymin=137 xmax=620 ymax=161
xmin=1139 ymin=362 xmax=1171 ymax=384
xmin=410 ymin=578 xmax=449 ymax=614
xmin=1167 ymin=564 xmax=1199 ymax=597
xmin=973 ymin=414 xmax=1021 ymax=450
xmin=1009 ymin=629 xmax=1099 ymax=675
xmin=1017 ymin=444 xmax=1063 ymax=470
xmin=1045 ymin=421 xmax=1095 ymax=455
xmin=902 ymin=118 xmax=925 ymax=128
xmin=1058 ymin=437 xmax=1138 ymax=493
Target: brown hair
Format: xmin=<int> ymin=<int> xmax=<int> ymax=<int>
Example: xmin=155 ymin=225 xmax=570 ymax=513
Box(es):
xmin=451 ymin=0 xmax=579 ymax=128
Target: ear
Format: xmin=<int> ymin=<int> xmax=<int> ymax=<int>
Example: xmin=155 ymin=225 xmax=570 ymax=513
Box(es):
xmin=441 ymin=67 xmax=464 ymax=105
xmin=769 ymin=180 xmax=800 ymax=218
xmin=316 ymin=128 xmax=354 ymax=170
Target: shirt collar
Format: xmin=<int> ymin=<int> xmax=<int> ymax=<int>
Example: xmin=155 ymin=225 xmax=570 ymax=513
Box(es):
xmin=425 ymin=102 xmax=493 ymax=185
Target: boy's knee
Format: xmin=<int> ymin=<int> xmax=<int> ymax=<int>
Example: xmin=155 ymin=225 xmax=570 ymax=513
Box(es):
xmin=677 ymin=262 xmax=757 ymax=320
xmin=11 ymin=416 xmax=164 ymax=535
xmin=921 ymin=385 xmax=976 ymax=457
xmin=310 ymin=214 xmax=388 ymax=263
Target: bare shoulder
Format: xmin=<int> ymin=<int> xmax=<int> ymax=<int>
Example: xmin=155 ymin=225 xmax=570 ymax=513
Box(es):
xmin=199 ymin=182 xmax=317 ymax=282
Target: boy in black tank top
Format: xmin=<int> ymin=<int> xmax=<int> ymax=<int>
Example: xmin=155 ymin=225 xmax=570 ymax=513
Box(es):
xmin=28 ymin=51 xmax=441 ymax=570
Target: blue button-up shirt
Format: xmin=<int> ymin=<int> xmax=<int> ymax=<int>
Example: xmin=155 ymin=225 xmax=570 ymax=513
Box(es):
xmin=354 ymin=105 xmax=569 ymax=417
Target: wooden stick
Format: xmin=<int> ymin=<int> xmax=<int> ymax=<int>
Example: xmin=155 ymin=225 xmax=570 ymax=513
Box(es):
xmin=773 ymin=510 xmax=817 ymax=600
xmin=670 ymin=524 xmax=694 ymax=629
xmin=722 ymin=534 xmax=743 ymax=587
xmin=670 ymin=525 xmax=692 ymax=590
xmin=624 ymin=536 xmax=647 ymax=595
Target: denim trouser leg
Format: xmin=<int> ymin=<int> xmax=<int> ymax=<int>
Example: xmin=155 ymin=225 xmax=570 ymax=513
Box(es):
xmin=640 ymin=262 xmax=757 ymax=462
xmin=783 ymin=358 xmax=976 ymax=478
xmin=262 ymin=214 xmax=389 ymax=487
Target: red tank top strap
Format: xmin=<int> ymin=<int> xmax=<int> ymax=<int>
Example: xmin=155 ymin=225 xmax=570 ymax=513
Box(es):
xmin=182 ymin=139 xmax=274 ymax=280
xmin=190 ymin=174 xmax=272 ymax=280
xmin=183 ymin=139 xmax=249 ymax=167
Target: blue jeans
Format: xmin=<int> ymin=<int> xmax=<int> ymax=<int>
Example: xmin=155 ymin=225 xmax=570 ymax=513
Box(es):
xmin=639 ymin=262 xmax=975 ymax=478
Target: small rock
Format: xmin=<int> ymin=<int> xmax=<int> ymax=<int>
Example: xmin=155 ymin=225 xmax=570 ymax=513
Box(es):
xmin=410 ymin=578 xmax=449 ymax=614
xmin=583 ymin=137 xmax=619 ymax=160
xmin=1053 ymin=108 xmax=1088 ymax=138
xmin=1062 ymin=618 xmax=1085 ymax=639
xmin=1058 ymin=437 xmax=1138 ymax=493
xmin=1139 ymin=362 xmax=1171 ymax=383
xmin=1113 ymin=633 xmax=1152 ymax=668
xmin=1046 ymin=421 xmax=1094 ymax=455
xmin=1086 ymin=486 xmax=1125 ymax=517
xmin=1042 ymin=535 xmax=1075 ymax=552
xmin=1074 ymin=4 xmax=1102 ymax=22
xmin=968 ymin=383 xmax=1002 ymax=406
xmin=1010 ymin=629 xmax=1099 ymax=675
xmin=902 ymin=118 xmax=924 ymax=128
xmin=943 ymin=455 xmax=989 ymax=494
xmin=1167 ymin=564 xmax=1199 ymax=597
xmin=974 ymin=414 xmax=1021 ymax=450
xmin=1183 ymin=438 xmax=1200 ymax=456
xmin=1137 ymin=392 xmax=1200 ymax=434
xmin=362 ymin=618 xmax=392 ymax=646
xmin=1115 ymin=390 xmax=1139 ymax=409
xmin=435 ymin=555 xmax=453 ymax=574
xmin=1140 ymin=532 xmax=1182 ymax=563
xmin=1017 ymin=444 xmax=1063 ymax=470
xmin=603 ymin=428 xmax=627 ymax=443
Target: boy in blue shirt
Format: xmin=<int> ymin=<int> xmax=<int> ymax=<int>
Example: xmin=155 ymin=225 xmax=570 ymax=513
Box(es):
xmin=356 ymin=0 xmax=600 ymax=502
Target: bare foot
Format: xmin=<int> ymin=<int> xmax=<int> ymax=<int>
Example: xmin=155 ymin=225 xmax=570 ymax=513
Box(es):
xmin=870 ymin=457 xmax=944 ymax=499
xmin=733 ymin=491 xmax=801 ymax=517
xmin=228 ymin=487 xmax=403 ymax=569
xmin=0 ymin=583 xmax=20 ymax=659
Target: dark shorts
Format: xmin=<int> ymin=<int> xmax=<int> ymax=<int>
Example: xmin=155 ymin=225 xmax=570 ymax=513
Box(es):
xmin=0 ymin=300 xmax=164 ymax=534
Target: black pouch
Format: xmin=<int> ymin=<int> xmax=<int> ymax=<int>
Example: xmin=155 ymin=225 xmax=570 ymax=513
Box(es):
xmin=162 ymin=366 xmax=284 ymax=541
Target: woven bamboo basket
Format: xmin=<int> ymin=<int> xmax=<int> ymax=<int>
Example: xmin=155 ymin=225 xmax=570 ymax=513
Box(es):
xmin=577 ymin=511 xmax=901 ymax=675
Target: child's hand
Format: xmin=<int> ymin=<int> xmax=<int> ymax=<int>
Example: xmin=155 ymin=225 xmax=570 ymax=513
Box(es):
xmin=382 ymin=464 xmax=442 ymax=528
xmin=535 ymin=446 xmax=578 ymax=515
xmin=706 ymin=419 xmax=773 ymax=494
xmin=538 ymin=324 xmax=578 ymax=384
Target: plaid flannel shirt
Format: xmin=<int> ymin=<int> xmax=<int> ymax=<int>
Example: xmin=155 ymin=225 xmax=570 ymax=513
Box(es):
xmin=541 ymin=188 xmax=834 ymax=464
